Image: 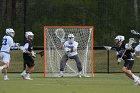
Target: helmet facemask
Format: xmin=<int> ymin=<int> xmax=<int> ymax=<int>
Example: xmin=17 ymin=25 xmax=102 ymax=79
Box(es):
xmin=25 ymin=32 xmax=34 ymax=41
xmin=28 ymin=35 xmax=34 ymax=41
xmin=6 ymin=28 xmax=15 ymax=38
xmin=68 ymin=34 xmax=75 ymax=44
xmin=114 ymin=35 xmax=124 ymax=46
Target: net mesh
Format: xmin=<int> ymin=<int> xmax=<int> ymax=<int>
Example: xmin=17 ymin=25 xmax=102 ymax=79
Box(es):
xmin=44 ymin=26 xmax=93 ymax=77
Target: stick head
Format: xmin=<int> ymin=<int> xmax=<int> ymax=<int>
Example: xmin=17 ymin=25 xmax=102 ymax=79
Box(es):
xmin=129 ymin=38 xmax=136 ymax=45
xmin=55 ymin=28 xmax=65 ymax=40
xmin=104 ymin=46 xmax=112 ymax=50
xmin=131 ymin=30 xmax=140 ymax=35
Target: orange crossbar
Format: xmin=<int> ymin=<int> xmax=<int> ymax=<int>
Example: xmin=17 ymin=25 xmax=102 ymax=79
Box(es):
xmin=46 ymin=26 xmax=93 ymax=29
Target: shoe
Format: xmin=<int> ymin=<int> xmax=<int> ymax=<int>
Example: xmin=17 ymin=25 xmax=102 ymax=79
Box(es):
xmin=25 ymin=74 xmax=33 ymax=80
xmin=134 ymin=78 xmax=140 ymax=86
xmin=58 ymin=74 xmax=64 ymax=77
xmin=4 ymin=76 xmax=9 ymax=80
xmin=25 ymin=77 xmax=33 ymax=80
xmin=78 ymin=71 xmax=82 ymax=78
xmin=21 ymin=73 xmax=27 ymax=79
xmin=58 ymin=71 xmax=64 ymax=77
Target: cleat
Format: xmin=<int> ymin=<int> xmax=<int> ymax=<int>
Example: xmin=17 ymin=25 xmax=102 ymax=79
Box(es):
xmin=21 ymin=73 xmax=27 ymax=79
xmin=4 ymin=76 xmax=9 ymax=80
xmin=25 ymin=77 xmax=33 ymax=80
xmin=58 ymin=71 xmax=64 ymax=77
xmin=25 ymin=74 xmax=33 ymax=80
xmin=78 ymin=71 xmax=82 ymax=78
xmin=134 ymin=78 xmax=140 ymax=86
xmin=58 ymin=74 xmax=64 ymax=77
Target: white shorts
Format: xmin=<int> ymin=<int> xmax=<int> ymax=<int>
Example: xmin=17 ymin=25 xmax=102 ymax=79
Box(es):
xmin=0 ymin=52 xmax=10 ymax=63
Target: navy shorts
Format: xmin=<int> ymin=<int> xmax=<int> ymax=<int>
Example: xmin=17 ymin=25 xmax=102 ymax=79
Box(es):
xmin=124 ymin=60 xmax=134 ymax=70
xmin=23 ymin=53 xmax=35 ymax=68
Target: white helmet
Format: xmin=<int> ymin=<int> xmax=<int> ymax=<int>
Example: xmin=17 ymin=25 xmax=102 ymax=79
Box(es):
xmin=68 ymin=34 xmax=74 ymax=38
xmin=68 ymin=34 xmax=75 ymax=43
xmin=25 ymin=31 xmax=34 ymax=40
xmin=6 ymin=28 xmax=15 ymax=37
xmin=115 ymin=35 xmax=125 ymax=42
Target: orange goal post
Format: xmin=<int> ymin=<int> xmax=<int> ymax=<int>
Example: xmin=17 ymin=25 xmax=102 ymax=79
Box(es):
xmin=43 ymin=26 xmax=94 ymax=77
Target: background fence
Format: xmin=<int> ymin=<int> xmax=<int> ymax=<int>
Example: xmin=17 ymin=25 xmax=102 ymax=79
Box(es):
xmin=1 ymin=46 xmax=139 ymax=73
xmin=1 ymin=0 xmax=140 ymax=46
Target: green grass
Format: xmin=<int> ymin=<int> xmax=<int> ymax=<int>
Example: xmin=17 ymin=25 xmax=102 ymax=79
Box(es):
xmin=0 ymin=73 xmax=140 ymax=93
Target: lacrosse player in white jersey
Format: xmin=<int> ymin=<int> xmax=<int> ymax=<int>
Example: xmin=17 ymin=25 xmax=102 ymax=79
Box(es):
xmin=59 ymin=34 xmax=82 ymax=78
xmin=0 ymin=28 xmax=20 ymax=80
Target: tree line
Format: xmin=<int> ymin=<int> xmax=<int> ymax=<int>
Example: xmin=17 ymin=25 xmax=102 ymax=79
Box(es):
xmin=0 ymin=0 xmax=139 ymax=46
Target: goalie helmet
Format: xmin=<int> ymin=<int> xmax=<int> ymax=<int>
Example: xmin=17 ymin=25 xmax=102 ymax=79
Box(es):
xmin=6 ymin=28 xmax=15 ymax=38
xmin=68 ymin=34 xmax=75 ymax=43
xmin=25 ymin=31 xmax=34 ymax=40
xmin=115 ymin=35 xmax=125 ymax=42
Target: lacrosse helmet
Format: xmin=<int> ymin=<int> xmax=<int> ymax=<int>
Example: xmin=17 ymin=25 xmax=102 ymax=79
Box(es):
xmin=115 ymin=35 xmax=125 ymax=42
xmin=6 ymin=28 xmax=15 ymax=38
xmin=25 ymin=31 xmax=34 ymax=40
xmin=68 ymin=34 xmax=75 ymax=43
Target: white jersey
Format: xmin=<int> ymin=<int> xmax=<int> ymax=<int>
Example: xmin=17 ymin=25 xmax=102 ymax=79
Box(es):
xmin=135 ymin=44 xmax=140 ymax=52
xmin=0 ymin=35 xmax=15 ymax=53
xmin=64 ymin=41 xmax=78 ymax=57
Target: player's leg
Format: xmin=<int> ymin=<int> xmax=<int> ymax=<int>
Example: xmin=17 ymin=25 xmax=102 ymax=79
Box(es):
xmin=20 ymin=60 xmax=27 ymax=76
xmin=122 ymin=60 xmax=139 ymax=84
xmin=3 ymin=66 xmax=9 ymax=80
xmin=59 ymin=54 xmax=68 ymax=77
xmin=73 ymin=55 xmax=82 ymax=77
xmin=0 ymin=53 xmax=10 ymax=80
xmin=25 ymin=59 xmax=35 ymax=80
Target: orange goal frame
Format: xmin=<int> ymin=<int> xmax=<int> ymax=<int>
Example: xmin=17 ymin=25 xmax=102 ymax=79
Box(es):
xmin=43 ymin=26 xmax=94 ymax=78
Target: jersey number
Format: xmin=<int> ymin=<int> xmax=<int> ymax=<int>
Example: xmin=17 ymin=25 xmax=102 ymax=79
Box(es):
xmin=2 ymin=38 xmax=7 ymax=45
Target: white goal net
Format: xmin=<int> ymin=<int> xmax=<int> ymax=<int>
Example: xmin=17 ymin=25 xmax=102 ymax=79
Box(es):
xmin=43 ymin=26 xmax=94 ymax=77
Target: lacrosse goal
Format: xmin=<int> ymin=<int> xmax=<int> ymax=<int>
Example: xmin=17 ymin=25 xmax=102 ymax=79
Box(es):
xmin=43 ymin=26 xmax=94 ymax=77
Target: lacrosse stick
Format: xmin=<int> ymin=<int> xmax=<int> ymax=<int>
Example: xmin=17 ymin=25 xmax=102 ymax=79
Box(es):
xmin=131 ymin=30 xmax=140 ymax=35
xmin=104 ymin=46 xmax=112 ymax=50
xmin=55 ymin=28 xmax=65 ymax=42
xmin=35 ymin=51 xmax=44 ymax=57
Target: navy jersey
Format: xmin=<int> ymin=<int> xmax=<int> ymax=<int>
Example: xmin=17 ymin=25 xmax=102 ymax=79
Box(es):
xmin=115 ymin=42 xmax=134 ymax=60
xmin=23 ymin=40 xmax=33 ymax=59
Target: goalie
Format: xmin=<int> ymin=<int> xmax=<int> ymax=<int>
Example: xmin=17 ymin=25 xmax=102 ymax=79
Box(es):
xmin=114 ymin=35 xmax=140 ymax=85
xmin=59 ymin=34 xmax=82 ymax=78
xmin=20 ymin=31 xmax=35 ymax=80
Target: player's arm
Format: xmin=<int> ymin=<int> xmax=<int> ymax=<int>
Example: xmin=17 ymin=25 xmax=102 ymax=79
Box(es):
xmin=8 ymin=38 xmax=20 ymax=49
xmin=23 ymin=43 xmax=36 ymax=58
xmin=72 ymin=42 xmax=78 ymax=52
xmin=22 ymin=43 xmax=30 ymax=53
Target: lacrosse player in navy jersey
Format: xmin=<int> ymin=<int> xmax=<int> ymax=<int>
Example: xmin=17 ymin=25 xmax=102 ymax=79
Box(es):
xmin=114 ymin=35 xmax=140 ymax=85
xmin=59 ymin=34 xmax=82 ymax=78
xmin=20 ymin=31 xmax=36 ymax=80
xmin=0 ymin=28 xmax=20 ymax=80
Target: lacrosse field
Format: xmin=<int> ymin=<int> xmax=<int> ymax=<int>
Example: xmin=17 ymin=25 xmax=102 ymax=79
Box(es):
xmin=0 ymin=73 xmax=140 ymax=93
